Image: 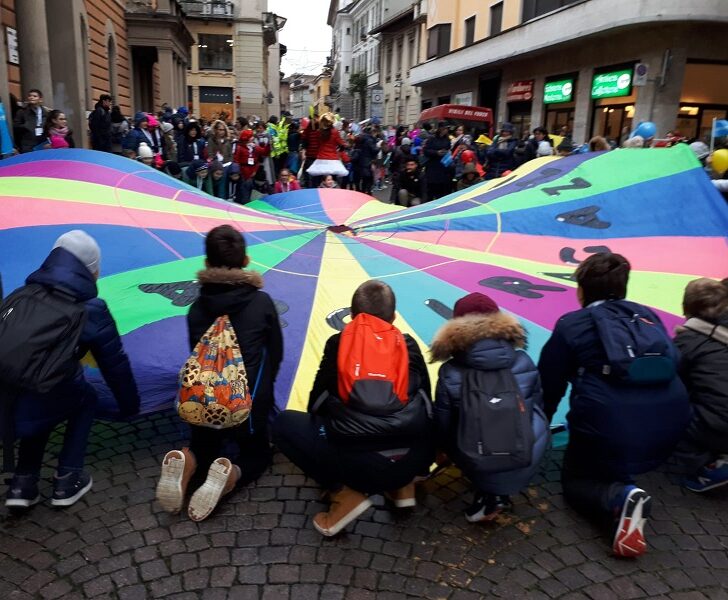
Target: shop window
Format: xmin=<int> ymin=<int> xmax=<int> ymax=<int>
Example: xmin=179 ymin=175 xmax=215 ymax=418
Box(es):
xmin=489 ymin=3 xmax=503 ymax=37
xmin=464 ymin=16 xmax=476 ymax=46
xmin=198 ymin=34 xmax=233 ymax=71
xmin=522 ymin=0 xmax=580 ymax=23
xmin=427 ymin=24 xmax=451 ymax=59
xmin=437 ymin=95 xmax=451 ymax=105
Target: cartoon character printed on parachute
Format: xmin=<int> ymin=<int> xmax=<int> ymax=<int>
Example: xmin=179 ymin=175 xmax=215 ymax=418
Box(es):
xmin=177 ymin=315 xmax=252 ymax=428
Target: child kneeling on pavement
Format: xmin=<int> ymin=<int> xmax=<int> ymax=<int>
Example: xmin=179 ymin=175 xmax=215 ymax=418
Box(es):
xmin=430 ymin=293 xmax=550 ymax=522
xmin=156 ymin=225 xmax=283 ymax=521
xmin=673 ymin=278 xmax=728 ymax=492
xmin=4 ymin=230 xmax=140 ymax=508
xmin=273 ymin=280 xmax=434 ymax=536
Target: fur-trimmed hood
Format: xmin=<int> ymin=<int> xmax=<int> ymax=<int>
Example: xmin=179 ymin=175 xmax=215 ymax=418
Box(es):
xmin=197 ymin=267 xmax=263 ymax=289
xmin=430 ymin=312 xmax=526 ymax=363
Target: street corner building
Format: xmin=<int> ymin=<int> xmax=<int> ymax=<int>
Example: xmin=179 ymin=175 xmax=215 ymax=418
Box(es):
xmin=408 ymin=0 xmax=728 ymax=143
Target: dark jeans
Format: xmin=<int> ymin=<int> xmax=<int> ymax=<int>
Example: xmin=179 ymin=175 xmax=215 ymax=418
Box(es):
xmin=354 ymin=173 xmax=374 ymax=195
xmin=239 ymin=179 xmax=255 ymax=204
xmin=14 ymin=380 xmax=98 ymax=477
xmin=561 ymin=442 xmax=632 ymax=524
xmin=188 ymin=391 xmax=274 ymax=486
xmin=272 ymin=410 xmax=434 ymax=495
xmin=302 ymin=157 xmax=321 ymax=188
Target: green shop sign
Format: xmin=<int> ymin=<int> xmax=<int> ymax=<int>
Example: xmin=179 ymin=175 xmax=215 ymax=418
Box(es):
xmin=544 ymin=79 xmax=574 ymax=104
xmin=591 ymin=69 xmax=633 ymax=99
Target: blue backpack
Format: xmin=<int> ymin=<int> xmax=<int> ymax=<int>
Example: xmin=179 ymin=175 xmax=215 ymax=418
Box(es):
xmin=590 ymin=300 xmax=677 ymax=385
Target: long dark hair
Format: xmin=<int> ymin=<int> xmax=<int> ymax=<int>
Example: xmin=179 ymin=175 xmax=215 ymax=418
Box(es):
xmin=111 ymin=105 xmax=125 ymax=123
xmin=43 ymin=109 xmax=65 ymax=138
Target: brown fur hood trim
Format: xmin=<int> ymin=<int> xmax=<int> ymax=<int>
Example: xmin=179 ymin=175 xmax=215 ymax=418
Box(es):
xmin=197 ymin=268 xmax=263 ymax=289
xmin=430 ymin=312 xmax=527 ymax=362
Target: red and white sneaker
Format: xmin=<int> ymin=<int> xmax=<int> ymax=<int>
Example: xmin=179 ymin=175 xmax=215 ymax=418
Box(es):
xmin=612 ymin=488 xmax=651 ymax=558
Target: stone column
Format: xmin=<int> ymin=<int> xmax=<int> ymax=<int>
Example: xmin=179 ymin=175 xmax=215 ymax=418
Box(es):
xmin=15 ymin=0 xmax=54 ymax=105
xmin=157 ymin=47 xmax=175 ymax=111
xmin=530 ymin=74 xmax=545 ymax=129
xmin=633 ymin=47 xmax=686 ymax=139
xmin=572 ymin=66 xmax=593 ymax=144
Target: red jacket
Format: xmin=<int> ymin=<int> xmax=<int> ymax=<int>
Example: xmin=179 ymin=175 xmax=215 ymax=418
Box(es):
xmin=234 ymin=132 xmax=270 ymax=180
xmin=301 ymin=126 xmax=321 ymax=159
xmin=316 ymin=129 xmax=344 ymax=160
xmin=274 ymin=180 xmax=301 ymax=193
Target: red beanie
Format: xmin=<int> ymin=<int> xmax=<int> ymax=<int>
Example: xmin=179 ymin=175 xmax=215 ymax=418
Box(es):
xmin=453 ymin=292 xmax=499 ymax=318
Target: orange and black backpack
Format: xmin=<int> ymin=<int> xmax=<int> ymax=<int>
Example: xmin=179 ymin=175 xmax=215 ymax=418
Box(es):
xmin=320 ymin=313 xmax=431 ymax=441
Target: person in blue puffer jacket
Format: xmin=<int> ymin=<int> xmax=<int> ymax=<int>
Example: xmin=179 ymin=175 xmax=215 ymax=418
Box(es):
xmin=5 ymin=231 xmax=140 ymax=510
xmin=430 ymin=292 xmax=550 ymax=522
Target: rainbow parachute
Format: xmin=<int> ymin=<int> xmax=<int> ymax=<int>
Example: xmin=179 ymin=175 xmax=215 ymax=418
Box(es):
xmin=1 ymin=146 xmax=726 ymax=427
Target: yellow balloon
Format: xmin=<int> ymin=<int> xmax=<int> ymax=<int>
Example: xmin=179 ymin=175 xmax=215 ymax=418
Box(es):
xmin=712 ymin=149 xmax=728 ymax=176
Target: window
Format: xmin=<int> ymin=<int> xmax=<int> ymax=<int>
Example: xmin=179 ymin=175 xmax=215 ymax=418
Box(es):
xmin=346 ymin=27 xmax=351 ymax=35
xmin=199 ymin=86 xmax=233 ymax=104
xmin=386 ymin=43 xmax=393 ymax=81
xmin=407 ymin=35 xmax=416 ymax=71
xmin=522 ymin=0 xmax=580 ymax=23
xmin=396 ymin=40 xmax=403 ymax=77
xmin=345 ymin=65 xmax=350 ymax=73
xmin=490 ymin=3 xmax=503 ymax=36
xmin=464 ymin=16 xmax=476 ymax=46
xmin=198 ymin=34 xmax=233 ymax=71
xmin=427 ymin=24 xmax=451 ymax=59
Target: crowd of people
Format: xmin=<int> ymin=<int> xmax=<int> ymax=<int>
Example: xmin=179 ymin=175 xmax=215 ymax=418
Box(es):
xmin=9 ymin=89 xmax=728 ymax=202
xmin=2 ymin=222 xmax=727 ymax=560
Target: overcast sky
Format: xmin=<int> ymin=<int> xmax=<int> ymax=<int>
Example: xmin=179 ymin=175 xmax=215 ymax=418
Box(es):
xmin=268 ymin=0 xmax=333 ymax=76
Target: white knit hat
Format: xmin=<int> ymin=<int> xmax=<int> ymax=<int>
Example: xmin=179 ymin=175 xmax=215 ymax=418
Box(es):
xmin=53 ymin=230 xmax=101 ymax=274
xmin=138 ymin=142 xmax=153 ymax=159
xmin=537 ymin=140 xmax=554 ymax=157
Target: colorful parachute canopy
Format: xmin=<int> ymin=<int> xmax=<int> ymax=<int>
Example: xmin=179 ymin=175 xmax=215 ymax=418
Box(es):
xmin=1 ymin=146 xmax=727 ymax=427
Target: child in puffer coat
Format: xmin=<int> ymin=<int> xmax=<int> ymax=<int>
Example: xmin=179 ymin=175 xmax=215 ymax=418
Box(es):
xmin=430 ymin=292 xmax=550 ymax=522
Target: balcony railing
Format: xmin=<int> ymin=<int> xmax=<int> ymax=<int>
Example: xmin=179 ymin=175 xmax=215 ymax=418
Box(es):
xmin=179 ymin=0 xmax=234 ymax=18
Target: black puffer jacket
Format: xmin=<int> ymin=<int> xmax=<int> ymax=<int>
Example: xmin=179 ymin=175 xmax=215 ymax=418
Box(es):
xmin=17 ymin=248 xmax=140 ymax=427
xmin=674 ymin=316 xmax=728 ymax=454
xmin=308 ymin=330 xmax=432 ymax=448
xmin=187 ymin=268 xmax=283 ymax=432
xmin=422 ymin=134 xmax=452 ymax=183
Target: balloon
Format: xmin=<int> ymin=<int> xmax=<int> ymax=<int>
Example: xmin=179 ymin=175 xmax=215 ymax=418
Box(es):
xmin=300 ymin=117 xmax=310 ymax=129
xmin=714 ymin=119 xmax=728 ymax=139
xmin=460 ymin=150 xmax=476 ymax=164
xmin=712 ymin=149 xmax=728 ymax=176
xmin=631 ymin=121 xmax=656 ymax=139
xmin=2 ymin=146 xmax=726 ymax=432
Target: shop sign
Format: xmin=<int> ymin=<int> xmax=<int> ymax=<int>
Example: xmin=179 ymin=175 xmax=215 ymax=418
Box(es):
xmin=591 ymin=69 xmax=633 ymax=99
xmin=6 ymin=27 xmax=19 ymax=65
xmin=507 ymin=80 xmax=534 ymax=102
xmin=454 ymin=92 xmax=474 ymax=106
xmin=544 ymin=79 xmax=573 ymax=104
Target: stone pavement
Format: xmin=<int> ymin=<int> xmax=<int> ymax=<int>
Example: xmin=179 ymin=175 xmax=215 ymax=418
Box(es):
xmin=1 ymin=410 xmax=728 ymax=600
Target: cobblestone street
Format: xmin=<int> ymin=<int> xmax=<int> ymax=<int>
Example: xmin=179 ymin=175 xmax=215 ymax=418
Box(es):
xmin=1 ymin=411 xmax=727 ymax=599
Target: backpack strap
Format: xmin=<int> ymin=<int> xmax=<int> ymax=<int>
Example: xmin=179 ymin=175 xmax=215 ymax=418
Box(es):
xmin=684 ymin=318 xmax=728 ymax=346
xmin=247 ymin=348 xmax=267 ymax=434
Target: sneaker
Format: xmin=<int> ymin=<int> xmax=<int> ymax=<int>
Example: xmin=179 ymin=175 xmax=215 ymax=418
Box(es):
xmin=683 ymin=457 xmax=728 ymax=493
xmin=465 ymin=494 xmax=512 ymax=523
xmin=613 ymin=487 xmax=651 ymax=558
xmin=5 ymin=474 xmax=41 ymax=508
xmin=50 ymin=471 xmax=93 ymax=507
xmin=313 ymin=485 xmax=372 ymax=537
xmin=187 ymin=457 xmax=240 ymax=522
xmin=156 ymin=448 xmax=197 ymax=513
xmin=384 ymin=482 xmax=416 ymax=508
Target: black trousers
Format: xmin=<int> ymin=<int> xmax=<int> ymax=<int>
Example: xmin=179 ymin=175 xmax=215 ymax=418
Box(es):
xmin=272 ymin=410 xmax=433 ymax=495
xmin=426 ymin=181 xmax=451 ymax=202
xmin=188 ymin=393 xmax=274 ymax=486
xmin=561 ymin=442 xmax=632 ymax=524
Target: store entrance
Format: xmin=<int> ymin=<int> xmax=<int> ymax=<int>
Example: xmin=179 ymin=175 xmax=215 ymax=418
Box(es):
xmin=591 ymin=103 xmax=634 ymax=145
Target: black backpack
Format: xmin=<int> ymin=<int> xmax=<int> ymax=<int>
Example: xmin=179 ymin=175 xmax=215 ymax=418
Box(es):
xmin=590 ymin=300 xmax=677 ymax=385
xmin=0 ymin=284 xmax=86 ymax=471
xmin=456 ymin=368 xmax=534 ymax=475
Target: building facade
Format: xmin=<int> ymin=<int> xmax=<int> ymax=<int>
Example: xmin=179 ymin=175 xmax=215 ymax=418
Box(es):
xmin=349 ymin=0 xmax=382 ymax=121
xmin=288 ymin=74 xmax=316 ymax=119
xmin=181 ymin=0 xmax=285 ymax=121
xmin=370 ymin=2 xmax=422 ymax=126
xmin=1 ymin=0 xmax=192 ymax=147
xmin=328 ymin=0 xmax=356 ymax=118
xmin=410 ymin=0 xmax=728 ymax=144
